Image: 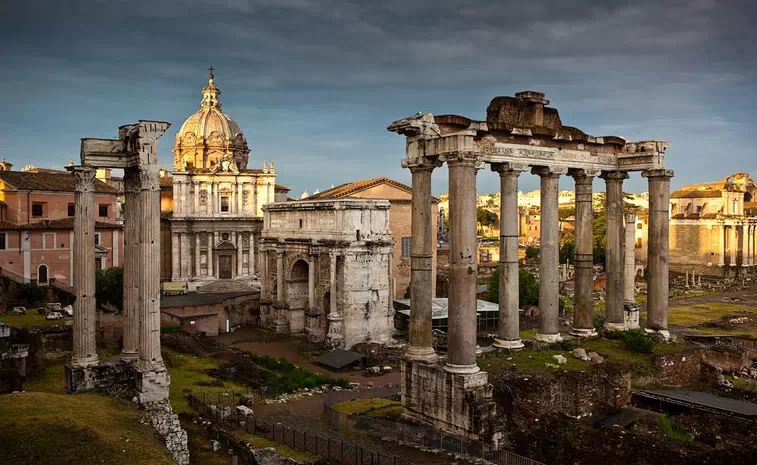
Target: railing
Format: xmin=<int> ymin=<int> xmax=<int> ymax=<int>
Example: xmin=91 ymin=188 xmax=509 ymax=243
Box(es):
xmin=187 ymin=392 xmax=413 ymax=465
xmin=323 ymin=392 xmax=545 ymax=465
xmin=0 ymin=267 xmax=30 ymax=285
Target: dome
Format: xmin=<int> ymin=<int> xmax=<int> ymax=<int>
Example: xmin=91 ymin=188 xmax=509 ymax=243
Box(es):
xmin=173 ymin=69 xmax=250 ymax=172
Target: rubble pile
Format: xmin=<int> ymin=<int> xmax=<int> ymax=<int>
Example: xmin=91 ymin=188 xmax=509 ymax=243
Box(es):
xmin=141 ymin=401 xmax=189 ymax=465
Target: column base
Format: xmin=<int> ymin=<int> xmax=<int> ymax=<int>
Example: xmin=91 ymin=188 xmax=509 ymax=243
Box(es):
xmin=443 ymin=362 xmax=481 ymax=375
xmin=570 ymin=328 xmax=598 ymax=338
xmin=624 ymin=302 xmax=641 ymax=330
xmin=492 ymin=338 xmax=524 ymax=350
xmin=120 ymin=350 xmax=140 ymax=363
xmin=405 ymin=345 xmax=439 ymax=363
xmin=65 ymin=363 xmax=97 ymax=393
xmin=644 ymin=328 xmax=671 ymax=341
xmin=535 ymin=332 xmax=563 ymax=343
xmin=71 ymin=354 xmax=100 ymax=369
xmin=604 ymin=322 xmax=628 ymax=332
xmin=136 ymin=367 xmax=171 ymax=404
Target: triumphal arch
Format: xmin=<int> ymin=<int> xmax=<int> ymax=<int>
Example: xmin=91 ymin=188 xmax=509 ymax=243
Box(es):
xmin=389 ymin=91 xmax=672 ymax=442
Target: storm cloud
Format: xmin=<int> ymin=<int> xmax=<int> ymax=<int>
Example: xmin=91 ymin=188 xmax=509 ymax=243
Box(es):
xmin=1 ymin=0 xmax=755 ymax=195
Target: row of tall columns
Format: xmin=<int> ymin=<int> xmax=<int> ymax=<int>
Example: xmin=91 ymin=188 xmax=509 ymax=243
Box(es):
xmin=71 ymin=167 xmax=99 ymax=369
xmin=603 ymin=171 xmax=629 ymax=331
xmin=175 ymin=180 xmax=261 ymax=216
xmin=571 ymin=170 xmax=597 ymax=337
xmin=170 ymin=231 xmax=258 ymax=280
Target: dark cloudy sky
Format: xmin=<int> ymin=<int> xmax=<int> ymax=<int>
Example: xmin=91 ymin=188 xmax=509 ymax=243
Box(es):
xmin=1 ymin=0 xmax=755 ymax=196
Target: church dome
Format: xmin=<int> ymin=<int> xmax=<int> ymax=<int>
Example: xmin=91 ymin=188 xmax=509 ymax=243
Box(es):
xmin=173 ymin=69 xmax=250 ymax=172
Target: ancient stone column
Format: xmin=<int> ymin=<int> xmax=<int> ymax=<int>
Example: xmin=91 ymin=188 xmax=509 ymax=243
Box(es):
xmin=276 ymin=250 xmax=285 ymax=303
xmin=194 ymin=233 xmax=201 ymax=278
xmin=308 ymin=252 xmax=316 ymax=311
xmin=445 ymin=154 xmax=480 ymax=373
xmin=207 ymin=232 xmax=214 ymax=278
xmin=326 ymin=251 xmax=343 ymax=347
xmin=406 ymin=162 xmax=438 ymax=362
xmin=137 ymin=164 xmax=169 ymax=402
xmin=643 ymin=169 xmax=674 ymax=337
xmin=249 ymin=233 xmax=256 ymax=276
xmin=533 ymin=166 xmax=564 ymax=343
xmin=571 ymin=169 xmax=597 ymax=337
xmin=71 ymin=167 xmax=100 ymax=370
xmin=718 ymin=226 xmax=726 ymax=266
xmin=171 ymin=233 xmax=180 ymax=280
xmin=602 ymin=171 xmax=629 ymax=331
xmin=729 ymin=226 xmax=737 ymax=265
xmin=193 ymin=182 xmax=200 ymax=214
xmin=121 ymin=167 xmax=140 ymax=362
xmin=493 ymin=163 xmax=526 ymax=349
xmin=624 ymin=212 xmax=637 ymax=302
xmin=236 ymin=232 xmax=243 ymax=278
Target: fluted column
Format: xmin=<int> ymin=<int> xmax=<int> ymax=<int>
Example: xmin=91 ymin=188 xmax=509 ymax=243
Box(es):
xmin=643 ymin=169 xmax=674 ymax=337
xmin=719 ymin=226 xmax=726 ymax=266
xmin=493 ymin=163 xmax=527 ymax=349
xmin=207 ymin=232 xmax=214 ymax=278
xmin=171 ymin=233 xmax=180 ymax=280
xmin=325 ymin=251 xmax=343 ymax=347
xmin=194 ymin=233 xmax=201 ymax=278
xmin=602 ymin=171 xmax=629 ymax=331
xmin=121 ymin=167 xmax=140 ymax=362
xmin=533 ymin=166 xmax=565 ymax=343
xmin=406 ymin=162 xmax=438 ymax=362
xmin=236 ymin=232 xmax=244 ymax=277
xmin=570 ymin=169 xmax=598 ymax=337
xmin=729 ymin=226 xmax=737 ymax=265
xmin=624 ymin=212 xmax=637 ymax=304
xmin=276 ymin=250 xmax=285 ymax=303
xmin=308 ymin=252 xmax=316 ymax=310
xmin=137 ymin=164 xmax=165 ymax=372
xmin=445 ymin=154 xmax=480 ymax=374
xmin=71 ymin=167 xmax=99 ymax=369
xmin=249 ymin=232 xmax=256 ymax=276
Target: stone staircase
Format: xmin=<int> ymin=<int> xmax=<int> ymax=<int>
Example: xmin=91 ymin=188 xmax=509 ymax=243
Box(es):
xmin=195 ymin=279 xmax=258 ymax=295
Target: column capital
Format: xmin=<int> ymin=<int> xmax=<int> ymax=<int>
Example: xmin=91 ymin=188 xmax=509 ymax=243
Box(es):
xmin=531 ymin=165 xmax=568 ymax=177
xmin=642 ymin=169 xmax=674 ymax=179
xmin=404 ymin=158 xmax=443 ymax=172
xmin=625 ymin=211 xmax=637 ymax=223
xmin=491 ymin=162 xmax=529 ymax=175
xmin=569 ymin=168 xmax=601 ymax=180
xmin=600 ymin=170 xmax=630 ymax=181
xmin=71 ymin=166 xmax=97 ymax=193
xmin=442 ymin=151 xmax=481 ymax=167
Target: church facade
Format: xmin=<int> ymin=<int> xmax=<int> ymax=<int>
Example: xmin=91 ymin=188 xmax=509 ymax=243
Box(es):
xmin=160 ymin=71 xmax=281 ymax=287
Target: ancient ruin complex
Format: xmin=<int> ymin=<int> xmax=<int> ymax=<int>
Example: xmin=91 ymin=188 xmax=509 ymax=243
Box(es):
xmin=259 ymin=199 xmax=394 ymax=348
xmin=389 ymin=91 xmax=672 ymax=442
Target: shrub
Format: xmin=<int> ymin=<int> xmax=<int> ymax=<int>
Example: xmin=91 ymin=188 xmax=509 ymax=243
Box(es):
xmin=657 ymin=414 xmax=692 ymax=441
xmin=16 ymin=283 xmax=45 ymax=305
xmin=592 ymin=314 xmax=606 ymax=331
xmin=609 ymin=329 xmax=655 ymax=353
xmin=266 ymin=368 xmax=349 ymax=394
xmin=525 ymin=246 xmax=539 ymax=259
xmin=485 ymin=268 xmax=539 ymax=307
xmin=95 ymin=267 xmax=124 ymax=311
xmin=160 ymin=324 xmax=181 ymax=333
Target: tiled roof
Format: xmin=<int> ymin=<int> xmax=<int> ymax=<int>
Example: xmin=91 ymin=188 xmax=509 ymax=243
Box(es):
xmin=275 ymin=184 xmax=290 ymax=191
xmin=670 ymin=189 xmax=722 ymax=199
xmin=0 ymin=218 xmax=122 ymax=230
xmin=0 ymin=171 xmax=117 ymax=194
xmin=308 ymin=177 xmax=438 ymax=202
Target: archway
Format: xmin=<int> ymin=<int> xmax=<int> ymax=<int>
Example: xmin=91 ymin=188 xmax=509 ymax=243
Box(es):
xmin=37 ymin=264 xmax=48 ymax=285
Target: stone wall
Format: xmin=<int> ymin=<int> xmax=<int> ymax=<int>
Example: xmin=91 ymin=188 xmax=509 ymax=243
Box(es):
xmin=160 ymin=292 xmax=259 ymax=336
xmin=342 ymin=251 xmax=392 ymax=348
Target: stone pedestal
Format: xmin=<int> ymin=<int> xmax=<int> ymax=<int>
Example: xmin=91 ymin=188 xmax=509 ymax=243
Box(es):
xmin=65 ymin=363 xmax=98 ymax=393
xmin=273 ymin=302 xmax=290 ymax=334
xmin=401 ymin=359 xmax=500 ymax=444
xmin=136 ymin=367 xmax=171 ymax=404
xmin=325 ymin=313 xmax=344 ymax=348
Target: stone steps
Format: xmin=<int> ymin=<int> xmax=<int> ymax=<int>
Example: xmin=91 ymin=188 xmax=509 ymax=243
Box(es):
xmin=196 ymin=279 xmax=258 ymax=294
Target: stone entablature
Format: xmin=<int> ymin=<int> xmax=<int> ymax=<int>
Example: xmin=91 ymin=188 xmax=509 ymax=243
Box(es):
xmin=260 ymin=199 xmax=394 ymax=348
xmin=171 ymin=172 xmax=275 ymax=219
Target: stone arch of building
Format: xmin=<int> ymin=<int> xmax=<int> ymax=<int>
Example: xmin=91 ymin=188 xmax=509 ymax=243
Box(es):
xmin=37 ymin=263 xmax=49 ymax=286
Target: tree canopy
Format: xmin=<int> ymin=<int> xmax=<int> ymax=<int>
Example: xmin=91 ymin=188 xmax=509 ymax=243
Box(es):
xmin=485 ymin=267 xmax=539 ymax=307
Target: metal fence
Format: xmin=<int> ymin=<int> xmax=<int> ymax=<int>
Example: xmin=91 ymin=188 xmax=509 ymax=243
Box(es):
xmin=323 ymin=392 xmax=544 ymax=465
xmin=187 ymin=392 xmax=414 ymax=465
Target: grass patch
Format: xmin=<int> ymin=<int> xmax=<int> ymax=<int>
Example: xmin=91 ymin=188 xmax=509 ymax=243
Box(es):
xmin=164 ymin=349 xmax=249 ymax=415
xmin=479 ymin=348 xmax=589 ymax=374
xmin=0 ymin=313 xmax=71 ymax=328
xmin=667 ymin=302 xmax=757 ymax=327
xmin=607 ymin=330 xmax=655 ymax=354
xmin=1 ymin=361 xmax=173 ymax=465
xmin=266 ymin=368 xmax=349 ymax=395
xmin=332 ymin=397 xmax=403 ymax=418
xmin=182 ymin=421 xmax=229 ymax=465
xmin=657 ymin=414 xmax=692 ymax=441
xmin=236 ymin=432 xmax=319 ymax=463
xmin=581 ymin=338 xmax=656 ymax=375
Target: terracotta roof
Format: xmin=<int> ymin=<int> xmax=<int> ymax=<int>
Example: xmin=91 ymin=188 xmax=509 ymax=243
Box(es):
xmin=308 ymin=177 xmax=439 ymax=202
xmin=0 ymin=171 xmax=117 ymax=194
xmin=275 ymin=184 xmax=290 ymax=192
xmin=670 ymin=189 xmax=722 ymax=199
xmin=0 ymin=218 xmax=122 ymax=230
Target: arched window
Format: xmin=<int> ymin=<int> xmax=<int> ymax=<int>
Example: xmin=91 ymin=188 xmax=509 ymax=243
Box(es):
xmin=37 ymin=264 xmax=49 ymax=285
xmin=291 ymin=259 xmax=308 ymax=281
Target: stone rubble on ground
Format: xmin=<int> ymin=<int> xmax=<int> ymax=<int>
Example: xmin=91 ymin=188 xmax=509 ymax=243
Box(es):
xmin=588 ymin=352 xmax=604 ymax=364
xmin=573 ymin=348 xmax=591 ymax=361
xmin=553 ymin=355 xmax=568 ymax=364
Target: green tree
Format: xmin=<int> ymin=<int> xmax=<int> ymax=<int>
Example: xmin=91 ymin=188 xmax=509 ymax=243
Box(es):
xmin=486 ymin=267 xmax=539 ymax=307
xmin=525 ymin=246 xmax=539 ymax=259
xmin=558 ymin=206 xmax=576 ymax=220
xmin=96 ymin=267 xmax=124 ymax=311
xmin=560 ymin=231 xmax=576 ymax=264
xmin=476 ymin=207 xmax=498 ymax=228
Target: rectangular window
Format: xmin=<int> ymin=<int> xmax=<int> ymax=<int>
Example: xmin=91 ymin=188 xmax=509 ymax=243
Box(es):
xmin=401 ymin=237 xmax=412 ymax=258
xmin=98 ymin=204 xmax=109 ymax=218
xmin=43 ymin=233 xmax=55 ymax=250
xmin=32 ymin=202 xmax=44 ymax=218
xmin=0 ymin=232 xmax=5 ymax=250
xmin=95 ymin=258 xmax=103 ymax=270
xmin=221 ymin=196 xmax=230 ymax=213
xmin=94 ymin=232 xmax=101 ymax=246
xmin=68 ymin=204 xmax=75 ymax=217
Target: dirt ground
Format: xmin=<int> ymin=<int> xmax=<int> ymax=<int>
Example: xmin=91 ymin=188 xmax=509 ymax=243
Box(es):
xmin=216 ymin=328 xmax=402 ymax=385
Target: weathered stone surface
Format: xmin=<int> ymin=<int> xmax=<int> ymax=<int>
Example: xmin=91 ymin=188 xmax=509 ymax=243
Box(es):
xmin=573 ymin=348 xmax=590 ymax=361
xmin=144 ymin=401 xmax=189 ymax=465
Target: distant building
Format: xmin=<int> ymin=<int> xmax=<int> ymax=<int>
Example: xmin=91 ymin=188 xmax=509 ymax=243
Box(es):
xmin=308 ymin=177 xmax=438 ymax=299
xmin=0 ymin=165 xmax=122 ymax=287
xmin=669 ymin=172 xmax=757 ymax=276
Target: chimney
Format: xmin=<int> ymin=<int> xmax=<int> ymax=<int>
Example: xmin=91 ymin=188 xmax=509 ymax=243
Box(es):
xmin=515 ymin=91 xmax=549 ymax=126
